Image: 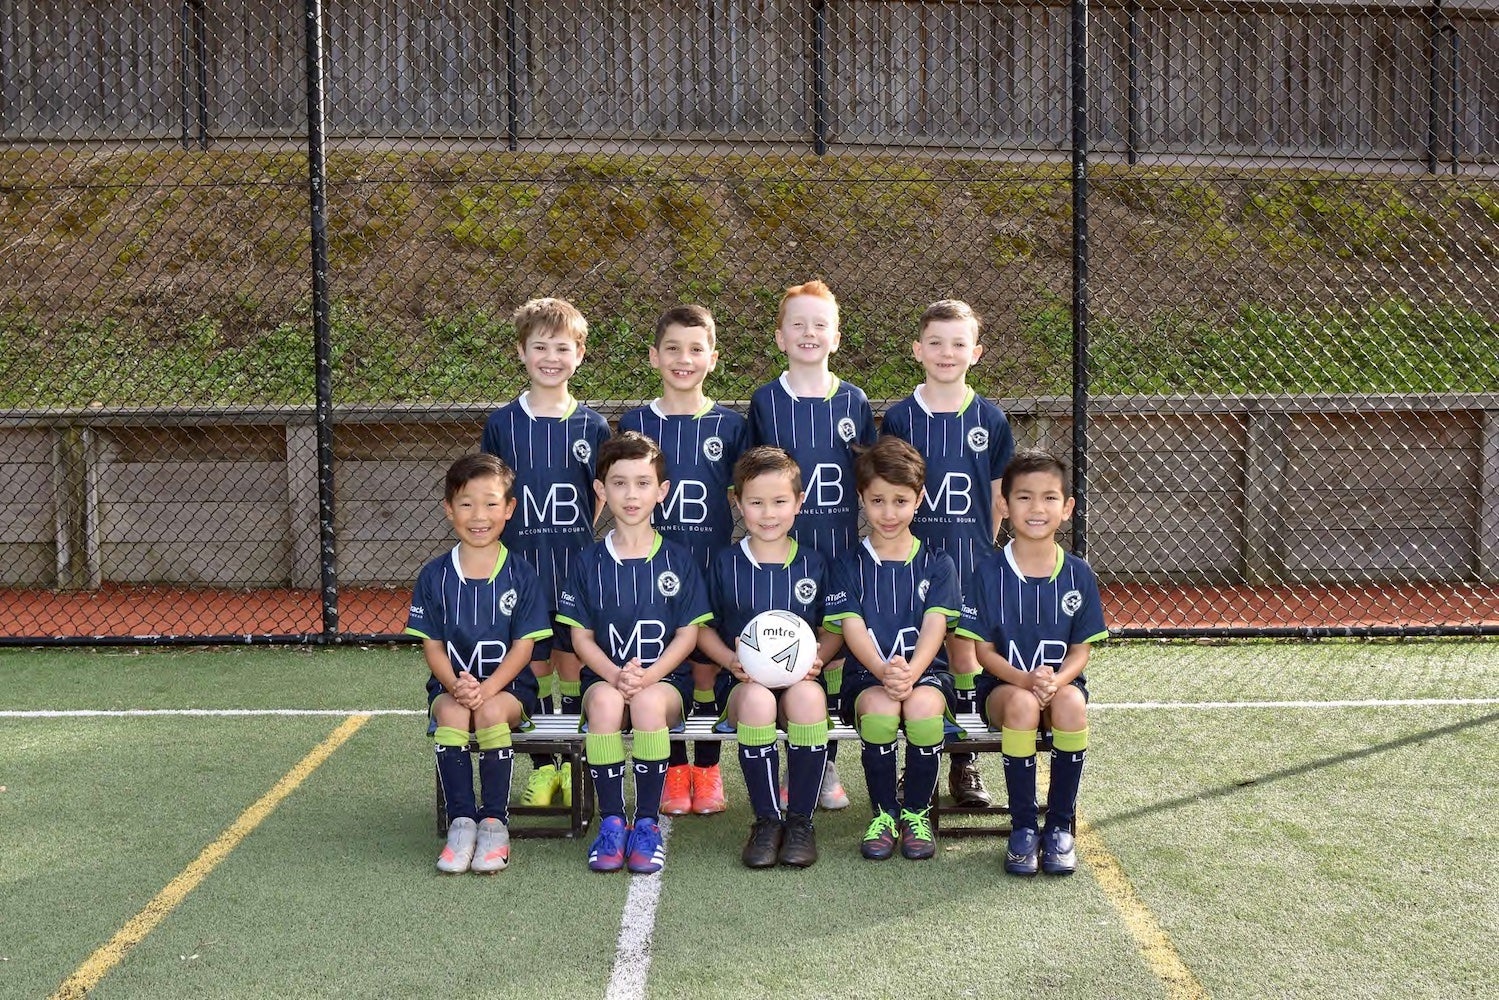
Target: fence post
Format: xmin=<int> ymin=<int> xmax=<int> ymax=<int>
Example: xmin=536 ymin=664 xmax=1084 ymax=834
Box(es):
xmin=811 ymin=0 xmax=828 ymax=155
xmin=1070 ymin=0 xmax=1091 ymax=557
xmin=1126 ymin=0 xmax=1140 ymax=165
xmin=505 ymin=0 xmax=520 ymax=152
xmin=1426 ymin=0 xmax=1442 ymax=174
xmin=304 ymin=0 xmax=339 ymax=638
xmin=1449 ymin=23 xmax=1460 ymax=174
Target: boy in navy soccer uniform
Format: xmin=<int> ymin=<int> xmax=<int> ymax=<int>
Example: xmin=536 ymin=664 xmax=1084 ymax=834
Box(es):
xmin=481 ymin=297 xmax=610 ymax=808
xmin=881 ymin=299 xmax=1015 ymax=808
xmin=696 ymin=447 xmax=842 ymax=868
xmin=747 ymin=279 xmax=876 ymax=810
xmin=405 ymin=454 xmax=553 ymax=874
xmin=557 ymin=432 xmax=713 ymax=875
xmin=825 ymin=437 xmax=960 ymax=861
xmin=620 ymin=304 xmax=749 ymax=816
xmin=956 ymin=451 xmax=1108 ymax=876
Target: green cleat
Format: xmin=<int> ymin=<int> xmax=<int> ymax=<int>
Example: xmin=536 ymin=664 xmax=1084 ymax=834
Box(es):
xmin=520 ymin=763 xmax=560 ymax=807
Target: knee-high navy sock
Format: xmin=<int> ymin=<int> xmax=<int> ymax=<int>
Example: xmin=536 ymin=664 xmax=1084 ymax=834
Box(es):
xmin=736 ymin=722 xmax=781 ymax=820
xmin=585 ymin=732 xmax=628 ymax=819
xmin=632 ymin=728 xmax=670 ymax=822
xmin=474 ymin=724 xmax=513 ymax=823
xmin=434 ymin=725 xmax=476 ymax=822
xmin=1002 ymin=727 xmax=1040 ymax=831
xmin=785 ymin=720 xmax=829 ymax=817
xmin=1047 ymin=728 xmax=1089 ymax=831
xmin=902 ymin=715 xmax=945 ymax=812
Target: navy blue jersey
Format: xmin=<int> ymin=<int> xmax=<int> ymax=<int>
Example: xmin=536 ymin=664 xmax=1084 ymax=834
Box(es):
xmin=707 ymin=537 xmax=829 ymax=646
xmin=480 ymin=393 xmax=611 ymax=609
xmin=619 ymin=399 xmax=750 ymax=569
xmin=556 ymin=532 xmax=713 ymax=685
xmin=956 ymin=542 xmax=1108 ymax=685
xmin=881 ymin=386 xmax=1015 ymax=591
xmin=405 ymin=545 xmax=554 ymax=700
xmin=824 ymin=538 xmax=960 ymax=678
xmin=748 ymin=373 xmax=876 ymax=560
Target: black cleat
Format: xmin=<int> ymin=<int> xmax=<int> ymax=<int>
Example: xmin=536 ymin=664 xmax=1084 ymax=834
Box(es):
xmin=741 ymin=817 xmax=784 ymax=869
xmin=948 ymin=753 xmax=992 ymax=807
xmin=898 ymin=808 xmax=936 ymax=860
xmin=778 ymin=813 xmax=819 ymax=868
xmin=1041 ymin=824 xmax=1077 ymax=875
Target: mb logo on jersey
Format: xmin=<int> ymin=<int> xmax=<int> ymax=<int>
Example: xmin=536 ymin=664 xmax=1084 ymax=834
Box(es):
xmin=572 ymin=439 xmax=592 ymax=463
xmin=499 ymin=589 xmax=518 ymax=616
xmin=794 ymin=577 xmax=818 ymax=604
xmin=1062 ymin=589 xmax=1083 ymax=616
xmin=967 ymin=426 xmax=989 ymax=452
xmin=657 ymin=571 xmax=681 ymax=597
xmin=703 ymin=436 xmax=724 ymax=462
xmin=837 ymin=417 xmax=857 ymax=443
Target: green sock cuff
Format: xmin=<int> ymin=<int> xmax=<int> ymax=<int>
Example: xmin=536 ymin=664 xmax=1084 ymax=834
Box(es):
xmin=822 ymin=664 xmax=843 ymax=694
xmin=535 ymin=673 xmax=554 ymax=698
xmin=474 ymin=723 xmax=511 ymax=750
xmin=859 ymin=713 xmax=900 ymax=744
xmin=693 ymin=688 xmax=716 ymax=705
xmin=559 ymin=679 xmax=582 ymax=698
xmin=786 ymin=720 xmax=828 ymax=747
xmin=585 ymin=731 xmax=626 ymax=766
xmin=1001 ymin=726 xmax=1038 ymax=758
xmin=1052 ymin=727 xmax=1089 ymax=753
xmin=633 ymin=728 xmax=671 ymax=761
xmin=952 ymin=671 xmax=977 ymax=691
xmin=433 ymin=725 xmax=469 ymax=748
xmin=737 ymin=721 xmax=778 ymax=747
xmin=905 ymin=715 xmax=944 ymax=747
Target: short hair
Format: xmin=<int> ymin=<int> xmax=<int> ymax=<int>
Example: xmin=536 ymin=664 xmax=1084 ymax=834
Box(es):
xmin=1001 ymin=450 xmax=1072 ymax=499
xmin=654 ymin=304 xmax=717 ymax=348
xmin=445 ymin=452 xmax=515 ymax=504
xmin=854 ymin=436 xmax=925 ymax=495
xmin=733 ymin=445 xmax=803 ymax=496
xmin=919 ymin=299 xmax=981 ymax=336
xmin=776 ymin=279 xmax=839 ymax=329
xmin=596 ymin=430 xmax=667 ymax=484
xmin=513 ymin=297 xmax=588 ymax=349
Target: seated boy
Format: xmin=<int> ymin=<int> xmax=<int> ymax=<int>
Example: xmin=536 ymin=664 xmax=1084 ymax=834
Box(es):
xmin=557 ymin=432 xmax=712 ymax=875
xmin=406 ymin=454 xmax=553 ymax=874
xmin=957 ymin=450 xmax=1108 ymax=876
xmin=825 ymin=437 xmax=960 ymax=861
xmin=697 ymin=447 xmax=841 ymax=868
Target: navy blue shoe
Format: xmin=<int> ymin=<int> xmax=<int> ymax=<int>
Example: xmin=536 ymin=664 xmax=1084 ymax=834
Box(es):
xmin=1041 ymin=825 xmax=1077 ymax=875
xmin=1005 ymin=826 xmax=1040 ymax=876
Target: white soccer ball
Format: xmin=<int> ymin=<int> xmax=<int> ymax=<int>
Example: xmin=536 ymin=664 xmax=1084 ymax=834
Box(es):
xmin=737 ymin=610 xmax=816 ymax=690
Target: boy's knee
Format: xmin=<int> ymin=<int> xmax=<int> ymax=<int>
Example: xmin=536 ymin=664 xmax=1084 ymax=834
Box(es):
xmin=782 ymin=681 xmax=826 ymax=723
xmin=732 ymin=683 xmax=777 ymax=724
xmin=1001 ymin=688 xmax=1042 ymax=727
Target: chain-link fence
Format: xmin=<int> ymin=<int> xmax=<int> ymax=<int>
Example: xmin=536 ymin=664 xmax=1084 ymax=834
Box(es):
xmin=2 ymin=0 xmax=1496 ymax=643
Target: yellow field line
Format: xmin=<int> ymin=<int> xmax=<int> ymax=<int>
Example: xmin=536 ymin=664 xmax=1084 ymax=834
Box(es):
xmin=1077 ymin=818 xmax=1212 ymax=1000
xmin=50 ymin=713 xmax=371 ymax=1000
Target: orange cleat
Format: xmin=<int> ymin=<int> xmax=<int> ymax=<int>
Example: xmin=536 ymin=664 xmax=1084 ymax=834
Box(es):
xmin=690 ymin=764 xmax=727 ymax=814
xmin=661 ymin=763 xmax=693 ymax=815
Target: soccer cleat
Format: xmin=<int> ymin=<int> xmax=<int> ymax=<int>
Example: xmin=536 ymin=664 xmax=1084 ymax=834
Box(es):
xmin=741 ymin=816 xmax=784 ymax=869
xmin=898 ymin=808 xmax=936 ymax=860
xmin=948 ymin=755 xmax=993 ymax=808
xmin=559 ymin=761 xmax=573 ymax=808
xmin=436 ymin=816 xmax=478 ymax=874
xmin=1005 ymin=826 xmax=1041 ymax=876
xmin=860 ymin=809 xmax=899 ymax=861
xmin=520 ymin=763 xmax=560 ymax=807
xmin=1041 ymin=825 xmax=1077 ymax=876
xmin=588 ymin=815 xmax=628 ymax=872
xmin=470 ymin=817 xmax=510 ymax=874
xmin=778 ymin=813 xmax=819 ymax=868
xmin=819 ymin=761 xmax=850 ymax=810
xmin=690 ymin=764 xmax=727 ymax=814
xmin=626 ymin=817 xmax=667 ymax=874
xmin=661 ymin=764 xmax=693 ymax=816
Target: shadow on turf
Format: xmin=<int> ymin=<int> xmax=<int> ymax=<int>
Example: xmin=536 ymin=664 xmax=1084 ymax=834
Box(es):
xmin=1089 ymin=709 xmax=1499 ymax=831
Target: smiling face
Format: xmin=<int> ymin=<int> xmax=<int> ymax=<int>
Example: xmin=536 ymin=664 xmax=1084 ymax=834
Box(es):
xmin=1001 ymin=469 xmax=1075 ymax=543
xmin=443 ymin=474 xmax=515 ymax=551
xmin=649 ymin=322 xmax=718 ymax=394
xmin=596 ymin=456 xmax=669 ymax=529
xmin=859 ymin=476 xmax=920 ymax=543
xmin=736 ymin=469 xmax=804 ymax=545
xmin=518 ymin=330 xmax=584 ymax=391
xmin=774 ymin=294 xmax=841 ymax=366
xmin=913 ymin=317 xmax=983 ymax=386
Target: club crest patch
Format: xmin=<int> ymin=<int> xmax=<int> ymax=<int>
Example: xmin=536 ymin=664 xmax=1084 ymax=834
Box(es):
xmin=967 ymin=426 xmax=989 ymax=452
xmin=499 ymin=589 xmax=518 ymax=616
xmin=917 ymin=579 xmax=930 ymax=601
xmin=572 ymin=439 xmax=592 ymax=463
xmin=703 ymin=436 xmax=724 ymax=461
xmin=794 ymin=577 xmax=818 ymax=605
xmin=657 ymin=572 xmax=681 ymax=597
xmin=837 ymin=417 xmax=857 ymax=443
xmin=1062 ymin=589 xmax=1083 ymax=616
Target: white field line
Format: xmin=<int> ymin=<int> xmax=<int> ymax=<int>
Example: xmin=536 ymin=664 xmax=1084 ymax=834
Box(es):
xmin=4 ymin=697 xmax=1498 ymax=719
xmin=604 ymin=816 xmax=672 ymax=1000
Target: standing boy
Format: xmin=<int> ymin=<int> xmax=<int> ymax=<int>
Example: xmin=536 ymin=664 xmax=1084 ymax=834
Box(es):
xmin=747 ymin=279 xmax=877 ymax=809
xmin=956 ymin=451 xmax=1108 ymax=876
xmin=482 ymin=297 xmax=611 ymax=807
xmin=881 ymin=299 xmax=1015 ymax=808
xmin=558 ymin=432 xmax=713 ymax=875
xmin=406 ymin=454 xmax=554 ymax=874
xmin=619 ymin=305 xmax=749 ymax=816
xmin=825 ymin=437 xmax=961 ymax=861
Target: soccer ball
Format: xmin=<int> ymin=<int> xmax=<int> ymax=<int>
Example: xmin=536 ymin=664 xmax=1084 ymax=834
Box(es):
xmin=737 ymin=610 xmax=816 ymax=689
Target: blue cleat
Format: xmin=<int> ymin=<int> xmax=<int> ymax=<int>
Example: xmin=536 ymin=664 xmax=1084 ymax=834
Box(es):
xmin=1041 ymin=824 xmax=1077 ymax=875
xmin=1005 ymin=826 xmax=1040 ymax=876
xmin=626 ymin=817 xmax=667 ymax=874
xmin=588 ymin=815 xmax=627 ymax=872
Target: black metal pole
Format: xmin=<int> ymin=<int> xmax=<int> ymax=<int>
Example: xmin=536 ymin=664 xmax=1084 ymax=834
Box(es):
xmin=1449 ymin=25 xmax=1460 ymax=174
xmin=1426 ymin=1 xmax=1441 ymax=174
xmin=305 ymin=0 xmax=338 ymax=639
xmin=1126 ymin=0 xmax=1140 ymax=165
xmin=1070 ymin=0 xmax=1090 ymax=557
xmin=505 ymin=0 xmax=520 ymax=152
xmin=179 ymin=3 xmax=192 ymax=149
xmin=811 ymin=0 xmax=828 ymax=155
xmin=192 ymin=0 xmax=209 ymax=149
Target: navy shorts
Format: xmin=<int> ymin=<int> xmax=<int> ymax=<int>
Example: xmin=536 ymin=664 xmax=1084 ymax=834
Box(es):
xmin=424 ymin=674 xmax=541 ymax=734
xmin=579 ymin=668 xmax=694 ymax=732
xmin=838 ymin=669 xmax=957 ymax=728
xmin=530 ymin=612 xmax=573 ymax=660
xmin=975 ymin=673 xmax=1089 ymax=729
